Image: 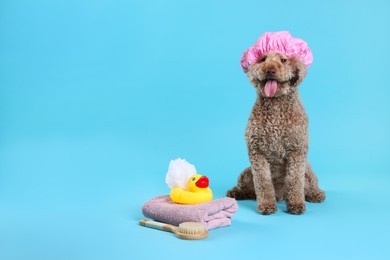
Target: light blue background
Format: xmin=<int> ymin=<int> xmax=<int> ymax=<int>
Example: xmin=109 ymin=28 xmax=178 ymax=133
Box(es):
xmin=1 ymin=0 xmax=389 ymax=259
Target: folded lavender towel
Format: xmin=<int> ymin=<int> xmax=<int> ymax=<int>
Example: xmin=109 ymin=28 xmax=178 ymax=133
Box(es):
xmin=142 ymin=195 xmax=238 ymax=230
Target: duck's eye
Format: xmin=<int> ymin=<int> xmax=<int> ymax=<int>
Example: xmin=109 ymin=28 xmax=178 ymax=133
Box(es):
xmin=281 ymin=58 xmax=287 ymax=63
xmin=260 ymin=57 xmax=266 ymax=62
xmin=192 ymin=177 xmax=196 ymax=181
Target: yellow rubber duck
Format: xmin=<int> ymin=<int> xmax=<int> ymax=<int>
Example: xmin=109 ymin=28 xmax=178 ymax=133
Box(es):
xmin=170 ymin=174 xmax=213 ymax=204
xmin=165 ymin=158 xmax=213 ymax=204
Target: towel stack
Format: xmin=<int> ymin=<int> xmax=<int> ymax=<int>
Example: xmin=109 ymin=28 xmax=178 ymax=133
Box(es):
xmin=142 ymin=195 xmax=238 ymax=230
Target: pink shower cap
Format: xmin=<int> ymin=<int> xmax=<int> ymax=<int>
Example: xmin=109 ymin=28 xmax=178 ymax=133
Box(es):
xmin=240 ymin=31 xmax=313 ymax=72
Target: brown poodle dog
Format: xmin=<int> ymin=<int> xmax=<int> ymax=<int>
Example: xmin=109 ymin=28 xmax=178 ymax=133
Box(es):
xmin=227 ymin=50 xmax=325 ymax=215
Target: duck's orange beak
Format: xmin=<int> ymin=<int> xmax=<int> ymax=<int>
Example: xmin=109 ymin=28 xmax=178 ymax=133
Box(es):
xmin=195 ymin=176 xmax=209 ymax=188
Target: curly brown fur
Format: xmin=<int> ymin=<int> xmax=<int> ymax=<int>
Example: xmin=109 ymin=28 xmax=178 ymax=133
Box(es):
xmin=227 ymin=52 xmax=325 ymax=215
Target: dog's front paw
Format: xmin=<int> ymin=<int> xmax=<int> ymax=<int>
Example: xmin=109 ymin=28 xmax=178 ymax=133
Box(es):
xmin=257 ymin=200 xmax=277 ymax=215
xmin=286 ymin=201 xmax=306 ymax=215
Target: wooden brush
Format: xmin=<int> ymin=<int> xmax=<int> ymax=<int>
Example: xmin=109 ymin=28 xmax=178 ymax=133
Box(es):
xmin=139 ymin=219 xmax=208 ymax=240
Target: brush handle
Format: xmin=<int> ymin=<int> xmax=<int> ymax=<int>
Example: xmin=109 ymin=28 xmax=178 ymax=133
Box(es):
xmin=139 ymin=219 xmax=177 ymax=233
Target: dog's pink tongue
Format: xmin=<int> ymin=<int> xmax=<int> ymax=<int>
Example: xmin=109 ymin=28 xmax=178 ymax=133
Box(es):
xmin=264 ymin=80 xmax=277 ymax=97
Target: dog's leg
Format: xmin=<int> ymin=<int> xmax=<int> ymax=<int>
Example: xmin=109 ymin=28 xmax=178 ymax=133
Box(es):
xmin=285 ymin=151 xmax=306 ymax=214
xmin=272 ymin=176 xmax=286 ymax=202
xmin=250 ymin=153 xmax=277 ymax=215
xmin=305 ymin=162 xmax=326 ymax=203
xmin=226 ymin=167 xmax=256 ymax=200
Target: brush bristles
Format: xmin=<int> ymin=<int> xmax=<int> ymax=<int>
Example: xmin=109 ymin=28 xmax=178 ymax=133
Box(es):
xmin=179 ymin=222 xmax=206 ymax=234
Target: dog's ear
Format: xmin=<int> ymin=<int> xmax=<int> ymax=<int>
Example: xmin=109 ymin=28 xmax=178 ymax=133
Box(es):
xmin=289 ymin=60 xmax=307 ymax=87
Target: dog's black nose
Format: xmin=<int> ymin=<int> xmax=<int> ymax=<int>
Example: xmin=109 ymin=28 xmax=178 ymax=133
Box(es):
xmin=266 ymin=69 xmax=276 ymax=75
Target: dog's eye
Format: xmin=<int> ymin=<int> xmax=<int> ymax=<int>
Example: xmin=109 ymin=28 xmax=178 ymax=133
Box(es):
xmin=260 ymin=57 xmax=266 ymax=62
xmin=281 ymin=58 xmax=287 ymax=63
